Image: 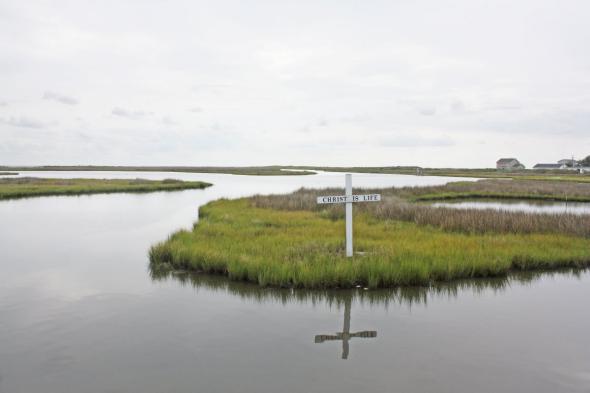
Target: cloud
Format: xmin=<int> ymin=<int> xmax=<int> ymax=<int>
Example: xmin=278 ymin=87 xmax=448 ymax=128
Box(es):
xmin=191 ymin=84 xmax=232 ymax=94
xmin=418 ymin=106 xmax=436 ymax=116
xmin=450 ymin=100 xmax=467 ymax=114
xmin=484 ymin=104 xmax=522 ymax=111
xmin=208 ymin=122 xmax=230 ymax=132
xmin=43 ymin=91 xmax=78 ymax=105
xmin=298 ymin=124 xmax=312 ymax=133
xmin=0 ymin=101 xmax=7 ymax=107
xmin=0 ymin=116 xmax=57 ymax=129
xmin=2 ymin=0 xmax=590 ymax=167
xmin=112 ymin=107 xmax=148 ymax=120
xmin=377 ymin=134 xmax=454 ymax=148
xmin=317 ymin=118 xmax=328 ymax=127
xmin=160 ymin=116 xmax=178 ymax=126
xmin=339 ymin=114 xmax=371 ymax=124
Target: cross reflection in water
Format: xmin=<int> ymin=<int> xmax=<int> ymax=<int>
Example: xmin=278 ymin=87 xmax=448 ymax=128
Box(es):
xmin=314 ymin=296 xmax=377 ymax=359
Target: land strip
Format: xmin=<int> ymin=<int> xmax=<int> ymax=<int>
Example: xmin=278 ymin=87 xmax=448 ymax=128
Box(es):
xmin=150 ymin=179 xmax=590 ymax=289
xmin=287 ymin=166 xmax=590 ymax=183
xmin=4 ymin=165 xmax=589 ymax=182
xmin=0 ymin=165 xmax=315 ymax=176
xmin=0 ymin=177 xmax=211 ymax=200
xmin=0 ymin=172 xmax=18 ymax=176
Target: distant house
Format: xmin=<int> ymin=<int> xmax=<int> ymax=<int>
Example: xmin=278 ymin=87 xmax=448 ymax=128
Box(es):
xmin=533 ymin=163 xmax=567 ymax=170
xmin=557 ymin=159 xmax=579 ymax=168
xmin=496 ymin=158 xmax=525 ymax=170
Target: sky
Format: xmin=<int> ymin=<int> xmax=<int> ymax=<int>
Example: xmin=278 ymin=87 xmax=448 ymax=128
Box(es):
xmin=1 ymin=0 xmax=589 ymax=168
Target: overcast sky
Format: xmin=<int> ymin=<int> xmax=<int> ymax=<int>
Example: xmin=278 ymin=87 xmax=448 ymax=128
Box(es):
xmin=1 ymin=0 xmax=589 ymax=167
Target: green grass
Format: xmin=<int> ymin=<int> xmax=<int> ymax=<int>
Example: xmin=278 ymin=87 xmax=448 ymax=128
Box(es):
xmin=149 ymin=198 xmax=590 ymax=289
xmin=0 ymin=165 xmax=315 ymax=176
xmin=0 ymin=177 xmax=211 ymax=200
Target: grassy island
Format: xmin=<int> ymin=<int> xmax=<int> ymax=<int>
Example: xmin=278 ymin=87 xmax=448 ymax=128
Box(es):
xmin=0 ymin=177 xmax=211 ymax=200
xmin=150 ymin=179 xmax=590 ymax=289
xmin=0 ymin=165 xmax=315 ymax=176
xmin=0 ymin=172 xmax=18 ymax=176
xmin=287 ymin=166 xmax=590 ymax=183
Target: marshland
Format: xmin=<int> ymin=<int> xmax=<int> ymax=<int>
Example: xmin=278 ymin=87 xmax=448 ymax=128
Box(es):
xmin=0 ymin=176 xmax=211 ymax=200
xmin=0 ymin=165 xmax=316 ymax=176
xmin=290 ymin=165 xmax=590 ymax=183
xmin=5 ymin=164 xmax=590 ymax=182
xmin=149 ymin=178 xmax=590 ymax=289
xmin=3 ymin=170 xmax=590 ymax=393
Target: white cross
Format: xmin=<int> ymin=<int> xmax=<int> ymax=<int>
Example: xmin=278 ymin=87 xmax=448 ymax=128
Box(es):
xmin=317 ymin=174 xmax=381 ymax=257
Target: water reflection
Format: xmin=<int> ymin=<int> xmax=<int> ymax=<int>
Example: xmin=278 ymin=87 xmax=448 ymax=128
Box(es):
xmin=149 ymin=265 xmax=586 ymax=308
xmin=432 ymin=199 xmax=590 ymax=215
xmin=314 ymin=295 xmax=377 ymax=359
xmin=3 ymin=171 xmax=590 ymax=392
xmin=148 ymin=267 xmax=587 ymax=365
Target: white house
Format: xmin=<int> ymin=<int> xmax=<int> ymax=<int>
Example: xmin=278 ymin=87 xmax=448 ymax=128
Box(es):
xmin=533 ymin=163 xmax=568 ymax=170
xmin=496 ymin=158 xmax=525 ymax=170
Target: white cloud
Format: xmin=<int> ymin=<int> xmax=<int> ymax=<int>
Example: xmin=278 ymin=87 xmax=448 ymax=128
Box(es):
xmin=418 ymin=107 xmax=436 ymax=116
xmin=0 ymin=116 xmax=57 ymax=129
xmin=160 ymin=116 xmax=177 ymax=126
xmin=111 ymin=107 xmax=149 ymax=120
xmin=43 ymin=91 xmax=78 ymax=105
xmin=377 ymin=134 xmax=455 ymax=148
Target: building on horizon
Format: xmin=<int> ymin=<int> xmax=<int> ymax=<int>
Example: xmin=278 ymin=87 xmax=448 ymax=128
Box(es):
xmin=533 ymin=163 xmax=568 ymax=170
xmin=557 ymin=159 xmax=578 ymax=167
xmin=496 ymin=158 xmax=525 ymax=170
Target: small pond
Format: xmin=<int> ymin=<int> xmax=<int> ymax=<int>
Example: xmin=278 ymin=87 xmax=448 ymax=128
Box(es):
xmin=431 ymin=199 xmax=590 ymax=215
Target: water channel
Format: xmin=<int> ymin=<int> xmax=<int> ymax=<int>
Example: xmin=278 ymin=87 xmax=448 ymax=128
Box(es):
xmin=432 ymin=199 xmax=590 ymax=215
xmin=1 ymin=171 xmax=589 ymax=393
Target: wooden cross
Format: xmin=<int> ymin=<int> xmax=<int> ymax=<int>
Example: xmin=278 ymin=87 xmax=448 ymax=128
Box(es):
xmin=314 ymin=296 xmax=377 ymax=359
xmin=317 ymin=174 xmax=381 ymax=257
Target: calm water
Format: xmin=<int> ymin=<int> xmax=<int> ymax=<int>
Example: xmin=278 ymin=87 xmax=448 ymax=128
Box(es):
xmin=432 ymin=199 xmax=590 ymax=215
xmin=1 ymin=171 xmax=589 ymax=393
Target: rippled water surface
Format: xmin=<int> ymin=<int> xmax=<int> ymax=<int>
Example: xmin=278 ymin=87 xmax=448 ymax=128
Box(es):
xmin=1 ymin=171 xmax=589 ymax=393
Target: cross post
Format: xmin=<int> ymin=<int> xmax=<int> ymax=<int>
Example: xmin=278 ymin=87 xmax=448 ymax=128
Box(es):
xmin=316 ymin=174 xmax=381 ymax=258
xmin=345 ymin=173 xmax=353 ymax=257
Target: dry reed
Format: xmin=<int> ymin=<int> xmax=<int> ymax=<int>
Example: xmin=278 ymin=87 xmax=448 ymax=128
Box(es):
xmin=251 ymin=181 xmax=590 ymax=237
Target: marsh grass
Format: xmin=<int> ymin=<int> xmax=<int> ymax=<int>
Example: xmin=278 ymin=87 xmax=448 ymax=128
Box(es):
xmin=149 ymin=198 xmax=590 ymax=289
xmin=0 ymin=165 xmax=315 ymax=176
xmin=394 ymin=179 xmax=590 ymax=201
xmin=0 ymin=177 xmax=211 ymax=200
xmin=251 ymin=180 xmax=590 ymax=237
xmin=289 ymin=166 xmax=590 ymax=183
xmin=0 ymin=172 xmax=18 ymax=176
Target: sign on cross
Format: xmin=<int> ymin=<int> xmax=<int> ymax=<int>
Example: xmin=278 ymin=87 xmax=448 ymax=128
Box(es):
xmin=317 ymin=174 xmax=381 ymax=257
